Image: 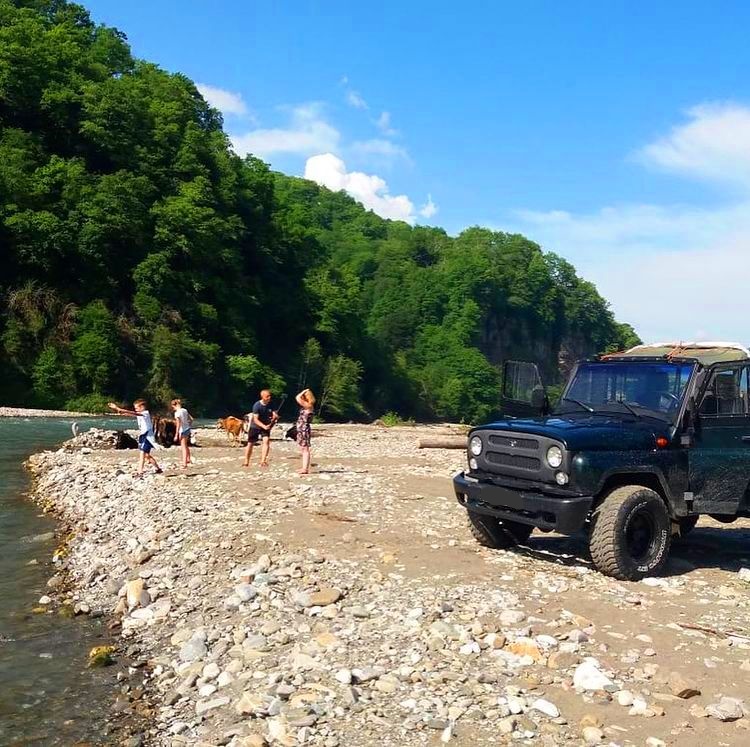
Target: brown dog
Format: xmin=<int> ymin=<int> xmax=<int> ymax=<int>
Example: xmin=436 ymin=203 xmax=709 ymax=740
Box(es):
xmin=217 ymin=416 xmax=243 ymax=445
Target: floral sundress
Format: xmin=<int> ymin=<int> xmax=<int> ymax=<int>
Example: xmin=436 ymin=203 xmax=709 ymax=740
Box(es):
xmin=296 ymin=407 xmax=313 ymax=447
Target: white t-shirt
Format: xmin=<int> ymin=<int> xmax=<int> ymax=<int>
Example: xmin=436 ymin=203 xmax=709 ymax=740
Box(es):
xmin=174 ymin=407 xmax=191 ymax=434
xmin=136 ymin=410 xmax=154 ymax=437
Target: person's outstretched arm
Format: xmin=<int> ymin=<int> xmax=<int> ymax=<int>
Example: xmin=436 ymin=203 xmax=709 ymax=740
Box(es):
xmin=108 ymin=402 xmax=136 ymax=417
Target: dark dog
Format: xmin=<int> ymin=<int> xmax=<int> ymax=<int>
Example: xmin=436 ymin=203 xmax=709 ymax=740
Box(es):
xmin=152 ymin=415 xmax=177 ymax=447
xmin=115 ymin=430 xmax=139 ymax=449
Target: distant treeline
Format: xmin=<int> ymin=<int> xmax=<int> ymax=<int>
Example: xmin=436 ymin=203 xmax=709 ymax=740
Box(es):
xmin=0 ymin=0 xmax=639 ymax=420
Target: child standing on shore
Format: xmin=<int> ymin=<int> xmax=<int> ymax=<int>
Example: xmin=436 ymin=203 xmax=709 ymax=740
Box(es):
xmin=108 ymin=399 xmax=163 ymax=477
xmin=171 ymin=398 xmax=194 ymax=469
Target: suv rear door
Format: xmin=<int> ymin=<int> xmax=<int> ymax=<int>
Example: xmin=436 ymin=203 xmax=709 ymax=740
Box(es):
xmin=689 ymin=363 xmax=750 ymax=514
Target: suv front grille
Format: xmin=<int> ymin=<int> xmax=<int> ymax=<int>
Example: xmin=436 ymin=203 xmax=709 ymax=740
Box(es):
xmin=486 ymin=452 xmax=541 ymax=470
xmin=488 ymin=434 xmax=539 ymax=450
xmin=475 ymin=429 xmax=565 ymax=483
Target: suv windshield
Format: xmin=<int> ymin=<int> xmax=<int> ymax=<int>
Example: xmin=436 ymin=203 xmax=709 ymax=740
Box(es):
xmin=556 ymin=361 xmax=694 ymax=421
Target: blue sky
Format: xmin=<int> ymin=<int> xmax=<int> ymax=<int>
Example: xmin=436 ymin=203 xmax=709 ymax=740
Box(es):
xmin=84 ymin=1 xmax=750 ymax=343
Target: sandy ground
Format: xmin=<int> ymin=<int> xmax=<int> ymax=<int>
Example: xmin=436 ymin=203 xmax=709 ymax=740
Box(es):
xmin=28 ymin=424 xmax=750 ymax=746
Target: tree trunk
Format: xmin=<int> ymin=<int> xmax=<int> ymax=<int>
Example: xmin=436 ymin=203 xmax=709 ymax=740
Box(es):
xmin=417 ymin=437 xmax=467 ymax=449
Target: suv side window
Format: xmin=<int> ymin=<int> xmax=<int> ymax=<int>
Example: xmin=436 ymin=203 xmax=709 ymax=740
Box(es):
xmin=699 ymin=366 xmax=749 ymax=416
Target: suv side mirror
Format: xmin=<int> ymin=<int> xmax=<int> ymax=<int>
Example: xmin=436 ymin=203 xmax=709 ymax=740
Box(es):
xmin=501 ymin=360 xmax=548 ymax=417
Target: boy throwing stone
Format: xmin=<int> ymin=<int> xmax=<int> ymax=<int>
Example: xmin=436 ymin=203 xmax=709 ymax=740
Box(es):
xmin=108 ymin=399 xmax=163 ymax=477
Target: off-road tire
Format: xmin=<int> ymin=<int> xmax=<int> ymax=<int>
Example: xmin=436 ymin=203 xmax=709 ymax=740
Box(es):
xmin=589 ymin=485 xmax=671 ymax=580
xmin=677 ymin=515 xmax=699 ymax=537
xmin=467 ymin=510 xmax=533 ymax=549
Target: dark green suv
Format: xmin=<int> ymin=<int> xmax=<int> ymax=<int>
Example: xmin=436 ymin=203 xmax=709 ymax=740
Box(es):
xmin=453 ymin=342 xmax=750 ymax=580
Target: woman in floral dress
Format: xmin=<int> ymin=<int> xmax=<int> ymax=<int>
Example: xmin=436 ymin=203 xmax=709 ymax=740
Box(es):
xmin=295 ymin=388 xmax=315 ymax=474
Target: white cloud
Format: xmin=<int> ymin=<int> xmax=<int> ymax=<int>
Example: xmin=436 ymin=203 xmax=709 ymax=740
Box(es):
xmin=510 ymin=200 xmax=750 ymax=343
xmin=196 ymin=83 xmax=249 ymax=117
xmin=304 ymin=153 xmax=415 ymax=223
xmin=419 ymin=194 xmax=438 ymax=219
xmin=346 ymin=90 xmax=368 ymax=110
xmin=507 ymin=101 xmax=750 ymax=344
xmin=231 ymin=103 xmax=340 ymax=159
xmin=638 ymin=102 xmax=750 ymax=190
xmin=350 ymin=138 xmax=409 ymax=163
xmin=375 ymin=111 xmax=397 ymax=137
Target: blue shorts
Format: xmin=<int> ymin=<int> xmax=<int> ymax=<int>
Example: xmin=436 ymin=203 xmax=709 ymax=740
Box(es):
xmin=138 ymin=434 xmax=153 ymax=453
xmin=179 ymin=429 xmax=191 ymax=440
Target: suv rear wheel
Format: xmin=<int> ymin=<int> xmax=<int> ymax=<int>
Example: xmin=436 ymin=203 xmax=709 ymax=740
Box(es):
xmin=467 ymin=510 xmax=533 ymax=549
xmin=589 ymin=485 xmax=671 ymax=580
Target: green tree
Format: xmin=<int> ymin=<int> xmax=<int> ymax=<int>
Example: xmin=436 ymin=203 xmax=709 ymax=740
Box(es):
xmin=70 ymin=299 xmax=118 ymax=393
xmin=320 ymin=355 xmax=364 ymax=420
xmin=0 ymin=0 xmax=640 ymax=422
xmin=227 ymin=354 xmax=286 ymax=407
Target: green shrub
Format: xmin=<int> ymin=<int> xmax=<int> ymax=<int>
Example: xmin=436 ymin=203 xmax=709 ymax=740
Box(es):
xmin=379 ymin=411 xmax=415 ymax=427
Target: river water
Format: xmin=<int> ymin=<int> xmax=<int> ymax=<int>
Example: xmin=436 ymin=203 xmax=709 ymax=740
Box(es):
xmin=0 ymin=417 xmax=129 ymax=745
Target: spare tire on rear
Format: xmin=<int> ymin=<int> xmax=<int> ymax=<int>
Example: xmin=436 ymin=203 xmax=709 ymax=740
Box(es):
xmin=589 ymin=485 xmax=671 ymax=580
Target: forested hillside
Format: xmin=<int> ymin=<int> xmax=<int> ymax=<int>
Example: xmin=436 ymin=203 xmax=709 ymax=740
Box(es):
xmin=0 ymin=0 xmax=639 ymax=420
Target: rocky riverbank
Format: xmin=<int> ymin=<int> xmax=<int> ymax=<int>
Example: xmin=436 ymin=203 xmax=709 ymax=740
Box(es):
xmin=26 ymin=425 xmax=750 ymax=746
xmin=0 ymin=406 xmax=97 ymax=418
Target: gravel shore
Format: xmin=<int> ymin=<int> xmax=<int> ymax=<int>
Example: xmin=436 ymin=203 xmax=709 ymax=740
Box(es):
xmin=26 ymin=424 xmax=750 ymax=746
xmin=0 ymin=406 xmax=97 ymax=418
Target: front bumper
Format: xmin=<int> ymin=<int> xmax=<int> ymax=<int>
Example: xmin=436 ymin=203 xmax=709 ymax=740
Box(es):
xmin=453 ymin=472 xmax=593 ymax=534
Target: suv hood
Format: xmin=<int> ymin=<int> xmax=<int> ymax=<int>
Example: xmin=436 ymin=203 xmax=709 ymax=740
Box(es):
xmin=473 ymin=414 xmax=672 ymax=451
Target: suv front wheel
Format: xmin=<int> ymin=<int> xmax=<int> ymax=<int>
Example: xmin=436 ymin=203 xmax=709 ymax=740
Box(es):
xmin=589 ymin=485 xmax=671 ymax=580
xmin=467 ymin=510 xmax=533 ymax=549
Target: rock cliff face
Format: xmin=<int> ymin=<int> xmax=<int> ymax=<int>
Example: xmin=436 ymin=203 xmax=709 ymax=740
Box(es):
xmin=479 ymin=316 xmax=600 ymax=387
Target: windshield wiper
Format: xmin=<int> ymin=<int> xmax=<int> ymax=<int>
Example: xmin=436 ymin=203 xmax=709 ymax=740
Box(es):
xmin=608 ymin=398 xmax=642 ymax=419
xmin=561 ymin=397 xmax=595 ymax=413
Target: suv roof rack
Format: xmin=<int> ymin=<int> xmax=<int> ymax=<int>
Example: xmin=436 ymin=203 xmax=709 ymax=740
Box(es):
xmin=615 ymin=341 xmax=750 ymax=366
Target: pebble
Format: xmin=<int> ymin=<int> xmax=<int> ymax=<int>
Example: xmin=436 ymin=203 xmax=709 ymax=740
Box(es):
xmin=530 ymin=698 xmax=560 ymax=718
xmin=195 ymin=696 xmax=230 ymax=715
xmin=668 ymin=671 xmax=701 ymax=699
xmin=179 ymin=634 xmax=208 ymax=663
xmin=573 ymin=660 xmax=614 ymax=691
xmin=310 ymin=587 xmax=342 ymax=606
xmin=706 ymin=696 xmax=746 ymax=721
xmin=581 ymin=726 xmax=604 ymax=744
xmin=616 ymin=690 xmax=634 ymax=707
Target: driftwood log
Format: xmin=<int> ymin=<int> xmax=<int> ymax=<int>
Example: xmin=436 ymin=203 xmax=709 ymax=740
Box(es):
xmin=417 ymin=437 xmax=467 ymax=449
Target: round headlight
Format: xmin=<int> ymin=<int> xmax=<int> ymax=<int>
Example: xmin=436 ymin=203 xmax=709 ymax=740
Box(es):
xmin=470 ymin=436 xmax=483 ymax=456
xmin=546 ymin=445 xmax=563 ymax=468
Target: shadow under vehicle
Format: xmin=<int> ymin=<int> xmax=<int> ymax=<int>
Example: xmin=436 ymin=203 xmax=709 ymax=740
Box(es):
xmin=453 ymin=341 xmax=750 ymax=580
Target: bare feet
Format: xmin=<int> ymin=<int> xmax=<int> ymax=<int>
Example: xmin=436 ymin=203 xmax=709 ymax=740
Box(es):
xmin=242 ymin=462 xmax=250 ymax=468
xmin=260 ymin=462 xmax=269 ymax=468
xmin=297 ymin=469 xmax=309 ymax=474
